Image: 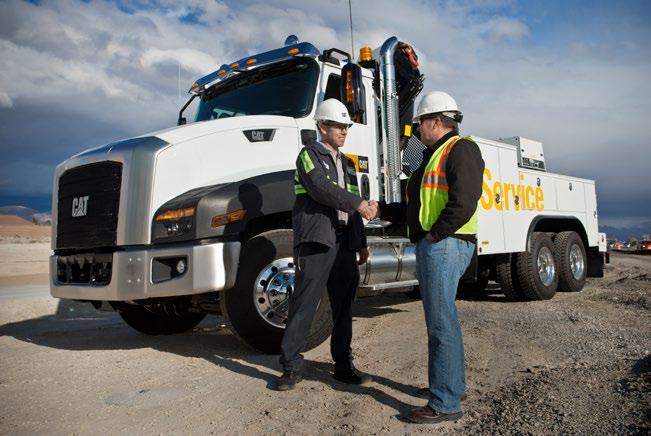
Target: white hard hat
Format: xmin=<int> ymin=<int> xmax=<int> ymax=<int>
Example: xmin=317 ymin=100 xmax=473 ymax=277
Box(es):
xmin=413 ymin=91 xmax=462 ymax=122
xmin=315 ymin=99 xmax=353 ymax=125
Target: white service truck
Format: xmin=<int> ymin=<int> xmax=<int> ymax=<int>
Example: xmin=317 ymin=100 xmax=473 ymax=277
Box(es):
xmin=50 ymin=35 xmax=608 ymax=353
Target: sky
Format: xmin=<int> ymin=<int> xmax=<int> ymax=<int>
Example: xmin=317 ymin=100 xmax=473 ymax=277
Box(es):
xmin=0 ymin=0 xmax=650 ymax=228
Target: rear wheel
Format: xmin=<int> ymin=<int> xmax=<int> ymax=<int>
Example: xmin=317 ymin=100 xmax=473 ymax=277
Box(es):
xmin=221 ymin=230 xmax=332 ymax=354
xmin=516 ymin=232 xmax=559 ymax=300
xmin=458 ymin=269 xmax=490 ymax=294
xmin=495 ymin=254 xmax=525 ymax=301
xmin=554 ymin=231 xmax=587 ymax=292
xmin=118 ymin=298 xmax=206 ymax=335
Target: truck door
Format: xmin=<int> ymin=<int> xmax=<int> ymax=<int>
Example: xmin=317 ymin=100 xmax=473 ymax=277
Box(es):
xmin=584 ymin=182 xmax=598 ymax=246
xmin=476 ymin=138 xmax=506 ymax=254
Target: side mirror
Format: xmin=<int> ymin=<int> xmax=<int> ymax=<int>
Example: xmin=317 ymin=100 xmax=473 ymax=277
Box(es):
xmin=340 ymin=63 xmax=365 ymax=123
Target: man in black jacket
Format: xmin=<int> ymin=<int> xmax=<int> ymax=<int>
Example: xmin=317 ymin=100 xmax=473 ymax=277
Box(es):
xmin=276 ymin=99 xmax=377 ymax=391
xmin=380 ymin=91 xmax=484 ymax=423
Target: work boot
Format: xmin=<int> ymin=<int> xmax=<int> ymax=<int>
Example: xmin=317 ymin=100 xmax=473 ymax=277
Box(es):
xmin=415 ymin=387 xmax=467 ymax=401
xmin=275 ymin=371 xmax=302 ymax=391
xmin=406 ymin=405 xmax=463 ymax=424
xmin=333 ymin=365 xmax=372 ymax=385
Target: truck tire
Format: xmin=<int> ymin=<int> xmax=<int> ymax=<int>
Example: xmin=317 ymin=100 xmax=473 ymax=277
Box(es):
xmin=457 ymin=269 xmax=489 ymax=295
xmin=495 ymin=254 xmax=525 ymax=301
xmin=118 ymin=299 xmax=206 ymax=335
xmin=516 ymin=232 xmax=559 ymax=300
xmin=221 ymin=229 xmax=333 ymax=354
xmin=553 ymin=231 xmax=587 ymax=292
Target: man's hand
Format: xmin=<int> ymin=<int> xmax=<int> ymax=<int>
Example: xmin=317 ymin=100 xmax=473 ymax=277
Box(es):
xmin=368 ymin=200 xmax=380 ymax=219
xmin=425 ymin=232 xmax=436 ymax=242
xmin=356 ymin=200 xmax=378 ymax=220
xmin=357 ymin=247 xmax=369 ymax=265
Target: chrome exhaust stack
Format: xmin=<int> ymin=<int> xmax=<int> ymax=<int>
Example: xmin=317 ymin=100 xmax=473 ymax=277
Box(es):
xmin=380 ymin=36 xmax=402 ymax=204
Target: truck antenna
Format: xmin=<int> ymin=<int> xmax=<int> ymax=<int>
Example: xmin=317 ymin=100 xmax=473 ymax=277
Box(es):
xmin=348 ymin=0 xmax=354 ymax=57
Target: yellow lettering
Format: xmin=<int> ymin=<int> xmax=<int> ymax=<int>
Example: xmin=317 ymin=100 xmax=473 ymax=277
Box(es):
xmin=481 ymin=168 xmax=493 ymax=209
xmin=535 ymin=187 xmax=544 ymax=211
xmin=525 ymin=186 xmax=534 ymax=210
xmin=481 ymin=168 xmax=545 ymax=212
xmin=503 ymin=184 xmax=514 ymax=210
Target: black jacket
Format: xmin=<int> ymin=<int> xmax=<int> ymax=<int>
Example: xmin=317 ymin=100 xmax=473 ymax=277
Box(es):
xmin=381 ymin=131 xmax=485 ymax=243
xmin=292 ymin=139 xmax=366 ymax=250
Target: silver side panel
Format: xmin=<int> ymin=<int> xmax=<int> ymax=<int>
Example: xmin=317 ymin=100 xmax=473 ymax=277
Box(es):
xmin=50 ymin=241 xmax=240 ymax=301
xmin=52 ymin=136 xmax=170 ymax=247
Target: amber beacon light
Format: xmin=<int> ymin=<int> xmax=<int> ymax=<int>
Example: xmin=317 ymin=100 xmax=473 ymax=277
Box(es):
xmin=359 ymin=46 xmax=372 ymax=62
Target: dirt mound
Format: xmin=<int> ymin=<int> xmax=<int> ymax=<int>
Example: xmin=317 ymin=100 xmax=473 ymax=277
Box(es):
xmin=0 ymin=215 xmax=52 ymax=241
xmin=0 ymin=215 xmax=33 ymax=226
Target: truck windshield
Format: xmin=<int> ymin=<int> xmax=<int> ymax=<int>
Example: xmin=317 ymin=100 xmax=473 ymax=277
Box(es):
xmin=195 ymin=58 xmax=319 ymax=121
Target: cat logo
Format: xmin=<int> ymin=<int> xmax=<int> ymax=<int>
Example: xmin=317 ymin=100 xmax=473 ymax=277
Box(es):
xmin=72 ymin=196 xmax=89 ymax=218
xmin=243 ymin=129 xmax=276 ymax=142
xmin=251 ymin=131 xmax=264 ymax=141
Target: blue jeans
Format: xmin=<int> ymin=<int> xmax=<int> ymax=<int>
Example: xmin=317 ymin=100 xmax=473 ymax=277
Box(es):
xmin=416 ymin=237 xmax=475 ymax=413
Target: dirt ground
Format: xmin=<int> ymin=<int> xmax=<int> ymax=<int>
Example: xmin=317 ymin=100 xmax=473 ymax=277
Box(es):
xmin=0 ymin=240 xmax=649 ymax=435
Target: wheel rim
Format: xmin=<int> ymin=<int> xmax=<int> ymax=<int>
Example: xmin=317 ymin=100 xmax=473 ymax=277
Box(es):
xmin=537 ymin=246 xmax=556 ymax=287
xmin=569 ymin=243 xmax=585 ymax=280
xmin=253 ymin=257 xmax=294 ymax=329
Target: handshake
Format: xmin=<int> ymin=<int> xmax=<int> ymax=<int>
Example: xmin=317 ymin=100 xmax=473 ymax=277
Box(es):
xmin=356 ymin=199 xmax=380 ymax=220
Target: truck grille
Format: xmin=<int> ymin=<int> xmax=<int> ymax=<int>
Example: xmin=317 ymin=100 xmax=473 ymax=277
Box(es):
xmin=56 ymin=253 xmax=113 ymax=285
xmin=56 ymin=162 xmax=122 ymax=249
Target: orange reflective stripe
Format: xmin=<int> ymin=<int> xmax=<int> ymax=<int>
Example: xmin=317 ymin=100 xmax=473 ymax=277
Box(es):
xmin=423 ymin=170 xmax=446 ymax=177
xmin=422 ymin=184 xmax=449 ymax=190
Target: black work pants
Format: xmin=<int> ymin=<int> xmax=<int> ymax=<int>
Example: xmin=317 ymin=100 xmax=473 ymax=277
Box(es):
xmin=279 ymin=229 xmax=360 ymax=372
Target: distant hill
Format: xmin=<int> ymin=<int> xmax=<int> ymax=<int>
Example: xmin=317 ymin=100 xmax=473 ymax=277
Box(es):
xmin=0 ymin=205 xmax=39 ymax=220
xmin=600 ymin=222 xmax=651 ymax=241
xmin=0 ymin=206 xmax=51 ymax=225
xmin=0 ymin=214 xmax=34 ymax=226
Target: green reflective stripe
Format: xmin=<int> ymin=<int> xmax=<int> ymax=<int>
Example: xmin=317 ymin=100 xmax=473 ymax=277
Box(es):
xmin=300 ymin=150 xmax=315 ymax=173
xmin=294 ymin=170 xmax=307 ymax=194
xmin=346 ymin=184 xmax=360 ymax=195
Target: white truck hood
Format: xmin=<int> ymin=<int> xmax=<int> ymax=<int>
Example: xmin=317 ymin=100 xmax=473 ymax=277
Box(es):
xmin=53 ymin=115 xmax=302 ymax=246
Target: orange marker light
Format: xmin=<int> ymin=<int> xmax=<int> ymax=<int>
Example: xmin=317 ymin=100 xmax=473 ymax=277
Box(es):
xmin=155 ymin=207 xmax=196 ymax=221
xmin=230 ymin=63 xmax=239 ymax=69
xmin=288 ymin=48 xmax=299 ymax=55
xmin=345 ymin=70 xmax=353 ymax=104
xmin=211 ymin=209 xmax=247 ymax=228
xmin=246 ymin=58 xmax=257 ymax=66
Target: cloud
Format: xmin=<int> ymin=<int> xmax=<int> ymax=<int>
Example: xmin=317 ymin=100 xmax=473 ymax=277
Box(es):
xmin=483 ymin=17 xmax=530 ymax=41
xmin=0 ymin=0 xmax=649 ymax=224
xmin=140 ymin=48 xmax=216 ymax=74
xmin=0 ymin=91 xmax=12 ymax=108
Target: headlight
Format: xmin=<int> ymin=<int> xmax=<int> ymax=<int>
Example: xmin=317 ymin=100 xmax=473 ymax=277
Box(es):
xmin=152 ymin=206 xmax=195 ymax=240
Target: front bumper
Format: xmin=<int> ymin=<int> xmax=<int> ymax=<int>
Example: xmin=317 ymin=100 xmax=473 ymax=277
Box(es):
xmin=50 ymin=241 xmax=240 ymax=301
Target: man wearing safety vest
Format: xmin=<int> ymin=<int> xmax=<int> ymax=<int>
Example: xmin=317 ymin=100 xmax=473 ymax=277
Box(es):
xmin=380 ymin=91 xmax=485 ymax=424
xmin=276 ymin=99 xmax=377 ymax=391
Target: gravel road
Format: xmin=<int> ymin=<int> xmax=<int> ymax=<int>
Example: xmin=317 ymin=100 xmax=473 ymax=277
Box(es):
xmin=0 ymin=252 xmax=648 ymax=435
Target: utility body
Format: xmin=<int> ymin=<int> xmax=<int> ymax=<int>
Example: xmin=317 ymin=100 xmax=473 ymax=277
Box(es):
xmin=50 ymin=36 xmax=608 ymax=352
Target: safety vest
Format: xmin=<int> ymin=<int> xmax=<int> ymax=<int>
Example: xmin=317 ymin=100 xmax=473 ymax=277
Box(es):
xmin=419 ymin=135 xmax=478 ymax=235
